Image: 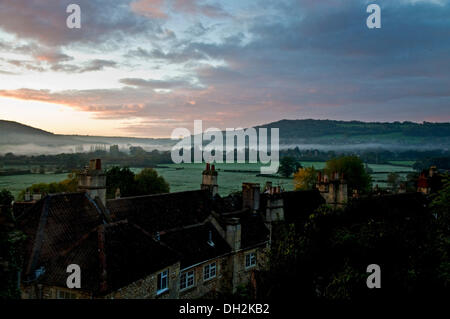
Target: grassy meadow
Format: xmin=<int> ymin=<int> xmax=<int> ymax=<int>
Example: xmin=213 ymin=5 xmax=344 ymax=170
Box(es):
xmin=0 ymin=161 xmax=415 ymax=200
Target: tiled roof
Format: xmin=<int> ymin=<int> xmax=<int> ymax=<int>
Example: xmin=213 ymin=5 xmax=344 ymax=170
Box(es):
xmin=40 ymin=221 xmax=180 ymax=295
xmin=107 ymin=190 xmax=212 ymax=233
xmin=160 ymin=222 xmax=231 ymax=269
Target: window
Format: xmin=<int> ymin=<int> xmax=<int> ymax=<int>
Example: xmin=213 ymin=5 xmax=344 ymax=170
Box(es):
xmin=203 ymin=262 xmax=216 ymax=281
xmin=245 ymin=252 xmax=257 ymax=269
xmin=157 ymin=270 xmax=168 ymax=294
xmin=57 ymin=290 xmax=77 ymax=299
xmin=180 ymin=270 xmax=195 ymax=290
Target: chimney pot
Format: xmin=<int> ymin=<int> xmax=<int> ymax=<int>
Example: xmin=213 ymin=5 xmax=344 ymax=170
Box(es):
xmin=95 ymin=159 xmax=102 ymax=170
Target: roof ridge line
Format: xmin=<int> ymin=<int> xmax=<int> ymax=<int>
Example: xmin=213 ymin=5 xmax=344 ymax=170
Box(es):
xmin=106 ymin=189 xmax=208 ymax=202
xmin=157 ymin=218 xmax=210 ymax=235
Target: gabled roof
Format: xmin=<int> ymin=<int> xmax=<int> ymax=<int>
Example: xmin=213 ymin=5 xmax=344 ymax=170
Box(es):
xmin=107 ymin=190 xmax=212 ymax=233
xmin=16 ymin=192 xmax=106 ymax=280
xmin=160 ymin=222 xmax=231 ymax=269
xmin=40 ymin=221 xmax=180 ymax=295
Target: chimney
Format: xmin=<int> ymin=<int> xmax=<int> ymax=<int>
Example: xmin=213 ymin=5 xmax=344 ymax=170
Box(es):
xmin=242 ymin=183 xmax=260 ymax=213
xmin=201 ymin=163 xmax=218 ymax=197
xmin=78 ymin=159 xmax=107 ymax=206
xmin=225 ymin=218 xmax=241 ymax=251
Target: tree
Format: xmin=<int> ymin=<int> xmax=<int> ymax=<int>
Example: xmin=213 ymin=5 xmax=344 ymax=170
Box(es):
xmin=105 ymin=166 xmax=136 ymax=199
xmin=325 ymin=156 xmax=372 ymax=194
xmin=278 ymin=156 xmax=302 ymax=177
xmin=0 ymin=189 xmax=14 ymax=206
xmin=430 ymin=174 xmax=450 ymax=225
xmin=294 ymin=167 xmax=318 ymax=190
xmin=17 ymin=173 xmax=78 ymax=200
xmin=0 ymin=189 xmax=25 ymax=299
xmin=135 ymin=168 xmax=170 ymax=195
xmin=387 ymin=172 xmax=401 ymax=191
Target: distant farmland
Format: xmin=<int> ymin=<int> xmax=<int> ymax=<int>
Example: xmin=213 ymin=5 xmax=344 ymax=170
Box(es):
xmin=0 ymin=162 xmax=415 ymax=199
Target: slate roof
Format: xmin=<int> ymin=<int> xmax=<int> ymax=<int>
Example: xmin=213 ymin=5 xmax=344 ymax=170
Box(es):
xmin=16 ymin=192 xmax=106 ymax=280
xmin=107 ymin=190 xmax=212 ymax=233
xmin=160 ymin=222 xmax=231 ymax=269
xmin=40 ymin=221 xmax=179 ymax=296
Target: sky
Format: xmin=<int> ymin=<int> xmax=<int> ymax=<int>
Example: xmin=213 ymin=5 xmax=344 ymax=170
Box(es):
xmin=0 ymin=0 xmax=449 ymax=138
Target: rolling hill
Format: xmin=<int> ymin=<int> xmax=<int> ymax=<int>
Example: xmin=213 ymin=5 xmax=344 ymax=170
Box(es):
xmin=1 ymin=119 xmax=449 ymax=155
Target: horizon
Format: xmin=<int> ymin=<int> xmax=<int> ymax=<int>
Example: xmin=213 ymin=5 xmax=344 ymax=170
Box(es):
xmin=1 ymin=0 xmax=450 ymax=137
xmin=2 ymin=117 xmax=449 ymax=139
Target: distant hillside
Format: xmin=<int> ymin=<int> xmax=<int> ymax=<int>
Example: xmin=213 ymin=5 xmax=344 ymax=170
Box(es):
xmin=257 ymin=119 xmax=450 ymax=147
xmin=1 ymin=119 xmax=449 ymax=155
xmin=0 ymin=120 xmax=79 ymax=146
xmin=0 ymin=120 xmax=174 ymax=154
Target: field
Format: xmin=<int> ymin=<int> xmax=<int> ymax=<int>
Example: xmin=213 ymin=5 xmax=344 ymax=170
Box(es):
xmin=0 ymin=161 xmax=415 ymax=199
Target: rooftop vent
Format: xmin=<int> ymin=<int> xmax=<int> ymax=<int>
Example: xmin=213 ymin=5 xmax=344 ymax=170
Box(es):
xmin=34 ymin=266 xmax=45 ymax=280
xmin=207 ymin=230 xmax=215 ymax=247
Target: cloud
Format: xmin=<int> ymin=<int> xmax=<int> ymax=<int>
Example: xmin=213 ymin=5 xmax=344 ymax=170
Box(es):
xmin=119 ymin=77 xmax=196 ymax=89
xmin=131 ymin=0 xmax=229 ymax=19
xmin=130 ymin=0 xmax=168 ymax=19
xmin=125 ymin=47 xmax=208 ymax=63
xmin=1 ymin=0 xmax=450 ymax=137
xmin=0 ymin=0 xmax=160 ymax=47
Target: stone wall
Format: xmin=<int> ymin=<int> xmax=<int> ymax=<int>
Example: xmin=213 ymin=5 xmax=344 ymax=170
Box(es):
xmin=105 ymin=262 xmax=180 ymax=299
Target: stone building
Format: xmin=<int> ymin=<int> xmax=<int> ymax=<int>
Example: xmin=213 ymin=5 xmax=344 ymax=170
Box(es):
xmin=17 ymin=161 xmax=272 ymax=299
xmin=15 ymin=159 xmax=331 ymax=299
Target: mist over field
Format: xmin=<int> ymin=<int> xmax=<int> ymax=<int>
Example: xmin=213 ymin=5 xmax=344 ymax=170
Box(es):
xmin=1 ymin=119 xmax=449 ymax=155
